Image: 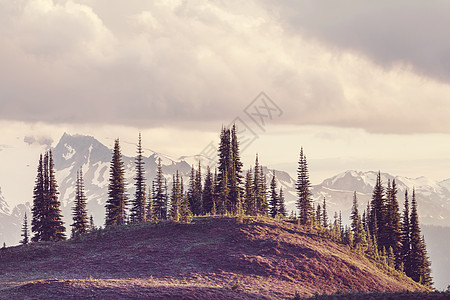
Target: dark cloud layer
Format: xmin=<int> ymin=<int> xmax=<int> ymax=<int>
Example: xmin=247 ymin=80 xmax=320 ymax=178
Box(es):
xmin=1 ymin=1 xmax=450 ymax=134
xmin=269 ymin=0 xmax=450 ymax=83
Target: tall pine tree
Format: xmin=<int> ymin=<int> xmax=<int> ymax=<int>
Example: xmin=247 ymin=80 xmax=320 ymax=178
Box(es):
xmin=20 ymin=213 xmax=29 ymax=245
xmin=244 ymin=168 xmax=255 ymax=216
xmin=131 ymin=133 xmax=146 ymax=223
xmin=72 ymin=168 xmax=88 ymax=237
xmin=278 ymin=187 xmax=286 ymax=217
xmin=408 ymin=188 xmax=432 ymax=285
xmin=385 ymin=179 xmax=402 ymax=268
xmin=31 ymin=154 xmax=44 ymax=242
xmin=296 ymin=147 xmax=312 ymax=225
xmin=322 ymin=197 xmax=328 ymax=228
xmin=169 ymin=171 xmax=182 ymax=221
xmin=202 ymin=166 xmax=214 ymax=214
xmin=269 ymin=170 xmax=279 ymax=218
xmin=40 ymin=151 xmax=65 ymax=241
xmin=153 ymin=158 xmax=167 ymax=220
xmin=229 ymin=124 xmax=243 ymax=214
xmin=369 ymin=171 xmax=385 ymax=246
xmin=105 ymin=139 xmax=128 ymax=226
xmin=401 ymin=189 xmax=411 ymax=274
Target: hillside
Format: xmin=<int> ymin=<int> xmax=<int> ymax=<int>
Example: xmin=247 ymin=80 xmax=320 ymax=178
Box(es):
xmin=0 ymin=217 xmax=426 ymax=299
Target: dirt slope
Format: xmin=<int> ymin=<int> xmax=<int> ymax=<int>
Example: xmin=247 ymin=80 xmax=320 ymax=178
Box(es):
xmin=0 ymin=216 xmax=426 ymax=299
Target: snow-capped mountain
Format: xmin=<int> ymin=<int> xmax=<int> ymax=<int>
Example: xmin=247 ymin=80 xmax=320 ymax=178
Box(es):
xmin=312 ymin=170 xmax=450 ymax=227
xmin=1 ymin=133 xmax=450 ymax=246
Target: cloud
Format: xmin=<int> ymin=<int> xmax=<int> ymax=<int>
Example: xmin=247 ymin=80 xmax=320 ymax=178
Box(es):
xmin=23 ymin=135 xmax=53 ymax=147
xmin=267 ymin=0 xmax=450 ymax=83
xmin=1 ymin=0 xmax=450 ymax=134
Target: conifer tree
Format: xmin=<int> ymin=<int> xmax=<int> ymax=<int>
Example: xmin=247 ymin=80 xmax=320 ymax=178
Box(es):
xmin=253 ymin=155 xmax=262 ymax=215
xmin=316 ymin=204 xmax=322 ymax=226
xmin=419 ymin=235 xmax=433 ymax=287
xmin=217 ymin=126 xmax=231 ymax=214
xmin=105 ymin=139 xmax=128 ymax=226
xmin=31 ymin=154 xmax=44 ymax=242
xmin=296 ymin=147 xmax=312 ymax=225
xmin=258 ymin=164 xmax=268 ymax=216
xmin=72 ymin=168 xmax=88 ymax=237
xmin=202 ymin=166 xmax=214 ymax=214
xmin=401 ymin=190 xmax=411 ymax=275
xmin=229 ymin=124 xmax=244 ymax=214
xmin=21 ymin=213 xmax=29 ymax=245
xmin=278 ymin=187 xmax=286 ymax=217
xmin=369 ymin=171 xmax=385 ymax=247
xmin=180 ymin=192 xmax=193 ymax=223
xmin=322 ymin=197 xmax=328 ymax=228
xmin=195 ymin=161 xmax=203 ymax=214
xmin=89 ymin=215 xmax=95 ymax=231
xmin=146 ymin=186 xmax=154 ymax=222
xmin=212 ymin=168 xmax=219 ymax=215
xmin=169 ymin=171 xmax=182 ymax=222
xmin=269 ymin=170 xmax=279 ymax=218
xmin=131 ymin=133 xmax=146 ymax=223
xmin=188 ymin=163 xmax=203 ymax=215
xmin=153 ymin=158 xmax=167 ymax=220
xmin=385 ymin=179 xmax=402 ymax=268
xmin=409 ymin=188 xmax=421 ymax=281
xmin=43 ymin=151 xmax=66 ymax=241
xmin=244 ymin=169 xmax=255 ymax=215
xmin=351 ymin=191 xmax=366 ymax=249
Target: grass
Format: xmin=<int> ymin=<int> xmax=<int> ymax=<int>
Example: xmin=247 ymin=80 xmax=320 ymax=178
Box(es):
xmin=0 ymin=216 xmax=429 ymax=299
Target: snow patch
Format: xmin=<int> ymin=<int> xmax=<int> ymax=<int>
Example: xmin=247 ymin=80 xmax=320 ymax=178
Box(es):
xmin=63 ymin=144 xmax=76 ymax=160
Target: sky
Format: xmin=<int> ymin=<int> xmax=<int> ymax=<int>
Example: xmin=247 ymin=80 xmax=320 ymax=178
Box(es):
xmin=2 ymin=0 xmax=450 ymax=199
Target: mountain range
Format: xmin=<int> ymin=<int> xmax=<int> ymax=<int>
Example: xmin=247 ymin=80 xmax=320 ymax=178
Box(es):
xmin=1 ymin=133 xmax=450 ymax=244
xmin=0 ymin=133 xmax=449 ymax=289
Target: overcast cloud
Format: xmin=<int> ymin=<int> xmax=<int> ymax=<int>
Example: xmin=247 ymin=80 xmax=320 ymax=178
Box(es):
xmin=1 ymin=0 xmax=450 ymax=133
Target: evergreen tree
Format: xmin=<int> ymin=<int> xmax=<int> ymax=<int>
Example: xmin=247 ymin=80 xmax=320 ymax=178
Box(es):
xmin=146 ymin=186 xmax=154 ymax=222
xmin=350 ymin=191 xmax=366 ymax=249
xmin=244 ymin=169 xmax=255 ymax=215
xmin=278 ymin=187 xmax=286 ymax=217
xmin=212 ymin=168 xmax=219 ymax=215
xmin=180 ymin=192 xmax=193 ymax=223
xmin=229 ymin=124 xmax=244 ymax=214
xmin=131 ymin=133 xmax=146 ymax=223
xmin=202 ymin=166 xmax=214 ymax=214
xmin=89 ymin=215 xmax=95 ymax=231
xmin=369 ymin=171 xmax=385 ymax=247
xmin=153 ymin=158 xmax=167 ymax=220
xmin=188 ymin=163 xmax=203 ymax=215
xmin=105 ymin=139 xmax=128 ymax=226
xmin=72 ymin=168 xmax=88 ymax=237
xmin=258 ymin=164 xmax=268 ymax=216
xmin=217 ymin=126 xmax=231 ymax=214
xmin=419 ymin=235 xmax=433 ymax=287
xmin=20 ymin=213 xmax=29 ymax=245
xmin=401 ymin=189 xmax=411 ymax=275
xmin=322 ymin=197 xmax=328 ymax=228
xmin=296 ymin=147 xmax=312 ymax=225
xmin=43 ymin=151 xmax=66 ymax=241
xmin=195 ymin=161 xmax=203 ymax=214
xmin=316 ymin=204 xmax=322 ymax=226
xmin=385 ymin=179 xmax=402 ymax=268
xmin=253 ymin=155 xmax=263 ymax=215
xmin=169 ymin=171 xmax=182 ymax=222
xmin=269 ymin=170 xmax=279 ymax=218
xmin=409 ymin=188 xmax=432 ymax=285
xmin=31 ymin=154 xmax=44 ymax=242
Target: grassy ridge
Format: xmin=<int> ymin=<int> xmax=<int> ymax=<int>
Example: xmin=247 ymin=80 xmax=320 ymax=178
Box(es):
xmin=0 ymin=216 xmax=429 ymax=299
